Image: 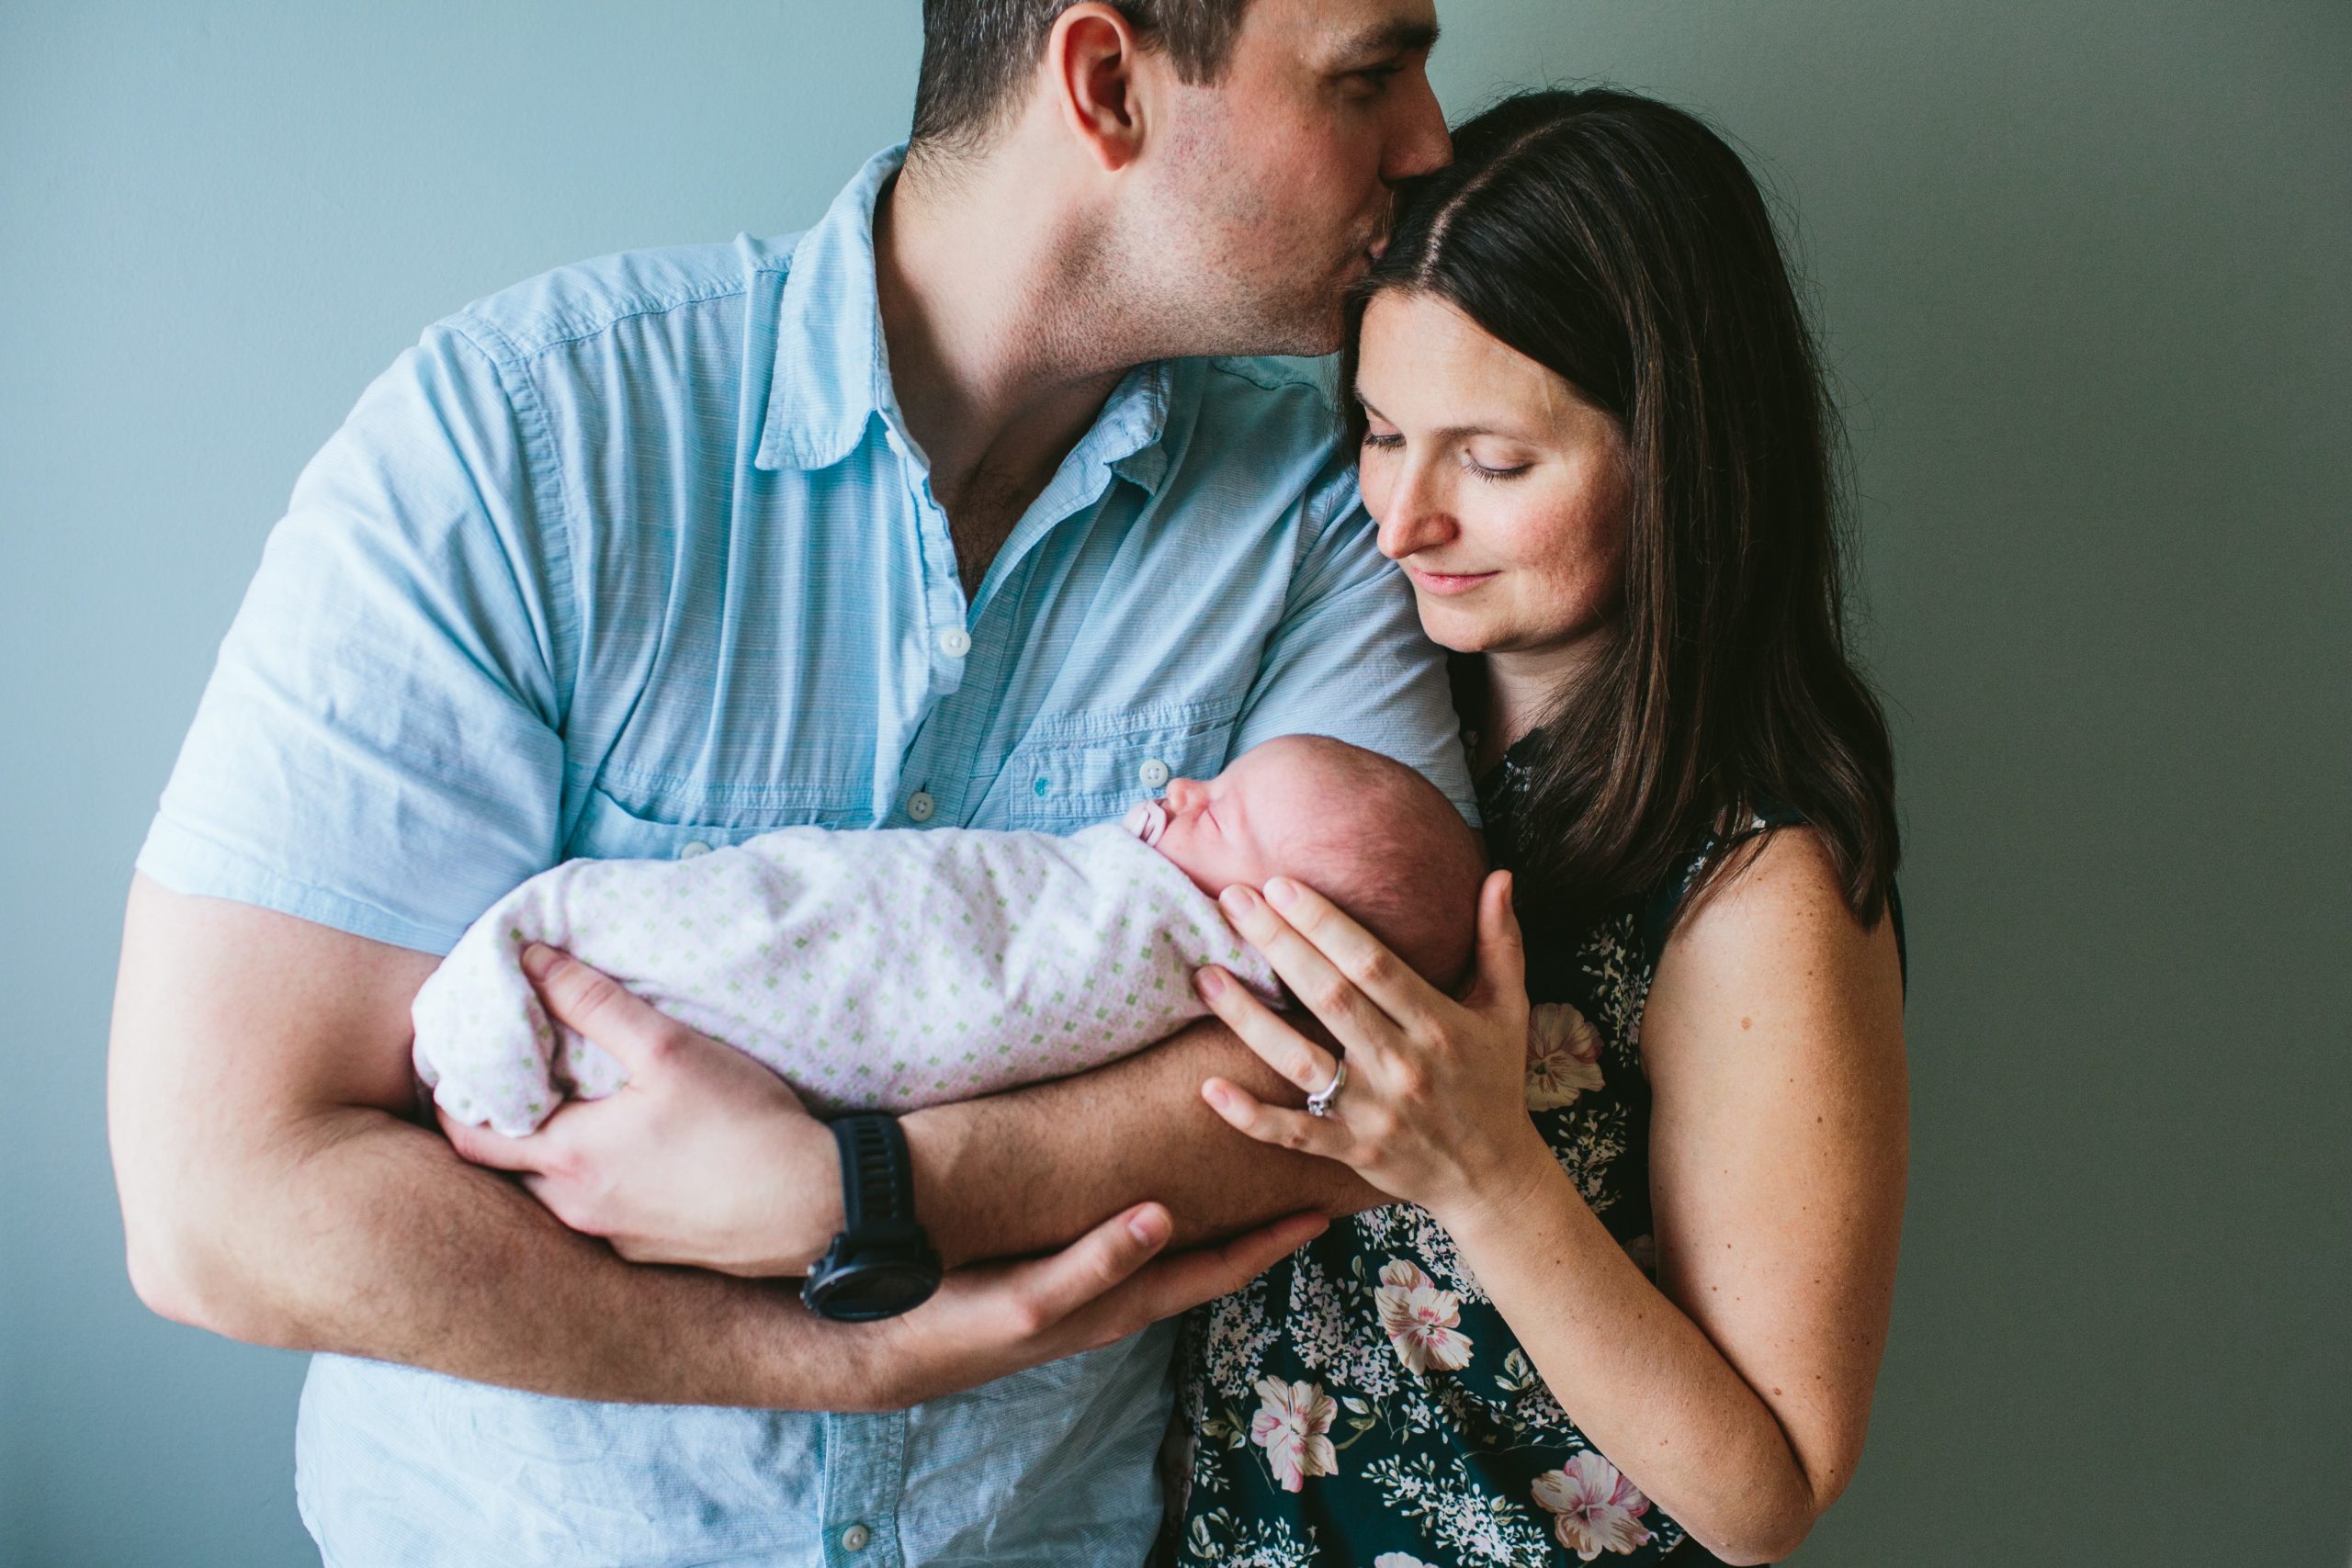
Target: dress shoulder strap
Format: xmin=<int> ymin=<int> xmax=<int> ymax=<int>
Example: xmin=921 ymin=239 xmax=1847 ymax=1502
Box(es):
xmin=1638 ymin=802 xmax=1797 ymax=963
xmin=1639 ymin=801 xmax=1907 ymax=989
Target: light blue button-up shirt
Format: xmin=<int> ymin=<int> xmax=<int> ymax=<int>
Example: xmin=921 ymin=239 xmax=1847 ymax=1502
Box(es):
xmin=139 ymin=145 xmax=1472 ymax=1566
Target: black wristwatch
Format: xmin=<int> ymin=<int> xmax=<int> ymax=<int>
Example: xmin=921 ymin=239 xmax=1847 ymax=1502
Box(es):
xmin=800 ymin=1113 xmax=942 ymax=1322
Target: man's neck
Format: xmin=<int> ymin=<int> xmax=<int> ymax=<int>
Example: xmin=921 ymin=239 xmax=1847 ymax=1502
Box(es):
xmin=874 ymin=150 xmax=1141 ymax=546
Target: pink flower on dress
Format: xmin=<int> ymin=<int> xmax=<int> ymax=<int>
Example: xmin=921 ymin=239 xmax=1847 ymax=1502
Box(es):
xmin=1374 ymin=1556 xmax=1437 ymax=1568
xmin=1526 ymin=1002 xmax=1606 ymax=1111
xmin=1531 ymin=1452 xmax=1655 ymax=1560
xmin=1249 ymin=1375 xmax=1339 ymax=1492
xmin=1373 ymin=1258 xmax=1475 ymax=1374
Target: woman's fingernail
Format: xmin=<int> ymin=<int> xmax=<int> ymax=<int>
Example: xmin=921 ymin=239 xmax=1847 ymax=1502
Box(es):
xmin=1264 ymin=877 xmax=1298 ymax=910
xmin=521 ymin=942 xmax=562 ymax=981
xmin=1127 ymin=1204 xmax=1170 ymax=1246
xmin=1195 ymin=967 xmax=1228 ymax=1000
xmin=1219 ymin=885 xmax=1257 ymax=919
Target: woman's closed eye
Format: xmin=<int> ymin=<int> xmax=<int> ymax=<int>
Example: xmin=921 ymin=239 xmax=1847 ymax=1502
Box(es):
xmin=1461 ymin=446 xmax=1533 ymax=482
xmin=1362 ymin=427 xmax=1529 ymax=481
xmin=1462 ymin=454 xmax=1530 ymax=482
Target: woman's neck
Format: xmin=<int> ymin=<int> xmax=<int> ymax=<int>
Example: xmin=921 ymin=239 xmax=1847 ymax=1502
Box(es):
xmin=1481 ymin=641 xmax=1605 ymax=762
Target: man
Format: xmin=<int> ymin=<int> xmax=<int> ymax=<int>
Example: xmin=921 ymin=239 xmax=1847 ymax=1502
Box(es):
xmin=109 ymin=0 xmax=1454 ymax=1561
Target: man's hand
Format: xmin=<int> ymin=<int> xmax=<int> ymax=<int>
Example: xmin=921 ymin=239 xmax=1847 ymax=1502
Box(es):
xmin=439 ymin=943 xmax=843 ymax=1277
xmin=435 ymin=942 xmax=1329 ymax=1408
xmin=868 ymin=1201 xmax=1328 ymax=1409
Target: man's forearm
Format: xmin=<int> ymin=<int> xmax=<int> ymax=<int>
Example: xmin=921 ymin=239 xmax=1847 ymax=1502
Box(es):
xmin=903 ymin=1019 xmax=1382 ymax=1267
xmin=114 ymin=880 xmax=1310 ymax=1414
xmin=109 ymin=878 xmax=870 ymax=1409
xmin=149 ymin=1103 xmax=888 ymax=1410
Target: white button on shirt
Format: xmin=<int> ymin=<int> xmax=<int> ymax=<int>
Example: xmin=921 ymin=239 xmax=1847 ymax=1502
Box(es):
xmin=906 ymin=790 xmax=936 ymax=823
xmin=841 ymin=1524 xmax=872 ymax=1552
xmin=677 ymin=840 xmax=712 ymax=859
xmin=1137 ymin=758 xmax=1170 ymax=789
xmin=935 ymin=626 xmax=971 ymax=659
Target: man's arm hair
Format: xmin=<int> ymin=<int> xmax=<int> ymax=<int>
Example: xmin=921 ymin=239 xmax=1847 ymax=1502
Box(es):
xmin=905 ymin=1015 xmax=1384 ymax=1268
xmin=108 ymin=874 xmax=896 ymax=1408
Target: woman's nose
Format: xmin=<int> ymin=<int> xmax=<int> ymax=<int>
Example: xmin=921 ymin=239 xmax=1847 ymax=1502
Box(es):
xmin=1375 ymin=464 xmax=1458 ymax=561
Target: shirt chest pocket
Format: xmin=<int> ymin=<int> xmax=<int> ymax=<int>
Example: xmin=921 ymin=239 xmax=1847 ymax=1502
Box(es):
xmin=1003 ymin=706 xmax=1238 ymax=834
xmin=561 ymin=779 xmax=866 ymax=863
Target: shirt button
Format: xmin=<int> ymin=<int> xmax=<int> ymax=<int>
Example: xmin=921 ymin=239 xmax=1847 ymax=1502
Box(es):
xmin=907 ymin=791 xmax=936 ymax=823
xmin=677 ymin=840 xmax=712 ymax=859
xmin=841 ymin=1522 xmax=872 ymax=1551
xmin=1137 ymin=758 xmax=1171 ymax=789
xmin=935 ymin=626 xmax=971 ymax=659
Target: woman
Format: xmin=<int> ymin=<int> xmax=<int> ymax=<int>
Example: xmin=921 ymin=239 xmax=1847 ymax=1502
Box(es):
xmin=1167 ymin=89 xmax=1906 ymax=1566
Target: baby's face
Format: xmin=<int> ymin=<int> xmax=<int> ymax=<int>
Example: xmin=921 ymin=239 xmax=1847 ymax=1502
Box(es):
xmin=1139 ymin=738 xmax=1355 ymax=898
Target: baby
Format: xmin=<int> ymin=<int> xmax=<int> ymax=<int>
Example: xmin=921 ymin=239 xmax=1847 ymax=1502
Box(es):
xmin=414 ymin=734 xmax=1487 ymax=1136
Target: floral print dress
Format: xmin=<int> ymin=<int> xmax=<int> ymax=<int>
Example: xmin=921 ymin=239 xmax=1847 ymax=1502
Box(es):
xmin=1168 ymin=746 xmax=1805 ymax=1567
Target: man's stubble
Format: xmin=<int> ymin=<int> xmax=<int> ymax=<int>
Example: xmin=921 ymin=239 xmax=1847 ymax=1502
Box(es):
xmin=1107 ymin=115 xmax=1360 ymax=364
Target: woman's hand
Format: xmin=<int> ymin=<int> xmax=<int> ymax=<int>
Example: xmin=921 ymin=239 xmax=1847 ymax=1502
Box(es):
xmin=439 ymin=942 xmax=842 ymax=1277
xmin=1195 ymin=870 xmax=1557 ymax=1227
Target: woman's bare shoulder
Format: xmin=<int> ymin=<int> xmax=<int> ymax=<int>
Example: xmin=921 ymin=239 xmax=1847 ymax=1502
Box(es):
xmin=1646 ymin=825 xmax=1904 ymax=1070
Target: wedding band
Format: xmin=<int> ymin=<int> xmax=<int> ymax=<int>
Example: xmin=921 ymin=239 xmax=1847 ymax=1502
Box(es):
xmin=1305 ymin=1057 xmax=1348 ymax=1118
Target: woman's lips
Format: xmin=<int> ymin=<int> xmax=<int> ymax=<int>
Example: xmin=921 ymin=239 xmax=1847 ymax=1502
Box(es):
xmin=1404 ymin=564 xmax=1499 ymax=597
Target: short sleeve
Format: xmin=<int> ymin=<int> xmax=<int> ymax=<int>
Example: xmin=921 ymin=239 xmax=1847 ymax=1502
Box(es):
xmin=136 ymin=322 xmax=572 ymax=954
xmin=1227 ymin=456 xmax=1477 ymax=823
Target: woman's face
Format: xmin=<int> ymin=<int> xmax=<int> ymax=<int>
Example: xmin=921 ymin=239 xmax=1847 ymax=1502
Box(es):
xmin=1354 ymin=290 xmax=1632 ymax=667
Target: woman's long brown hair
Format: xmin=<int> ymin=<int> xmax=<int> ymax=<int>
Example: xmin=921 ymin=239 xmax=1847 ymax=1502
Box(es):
xmin=1344 ymin=88 xmax=1900 ymax=946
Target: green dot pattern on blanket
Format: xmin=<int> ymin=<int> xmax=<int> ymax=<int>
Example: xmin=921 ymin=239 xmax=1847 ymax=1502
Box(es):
xmin=410 ymin=821 xmax=1281 ymax=1136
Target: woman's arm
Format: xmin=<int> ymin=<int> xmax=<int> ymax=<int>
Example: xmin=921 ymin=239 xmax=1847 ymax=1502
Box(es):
xmin=1194 ymin=834 xmax=1905 ymax=1565
xmin=1445 ymin=832 xmax=1904 ymax=1562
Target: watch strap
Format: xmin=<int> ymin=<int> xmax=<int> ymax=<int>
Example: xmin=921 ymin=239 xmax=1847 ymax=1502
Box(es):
xmin=831 ymin=1113 xmax=918 ymax=1235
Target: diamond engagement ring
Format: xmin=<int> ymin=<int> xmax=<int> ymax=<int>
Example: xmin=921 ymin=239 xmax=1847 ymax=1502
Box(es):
xmin=1305 ymin=1057 xmax=1348 ymax=1118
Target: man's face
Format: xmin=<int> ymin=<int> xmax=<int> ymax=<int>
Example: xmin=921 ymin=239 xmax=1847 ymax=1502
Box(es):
xmin=1125 ymin=0 xmax=1450 ymax=357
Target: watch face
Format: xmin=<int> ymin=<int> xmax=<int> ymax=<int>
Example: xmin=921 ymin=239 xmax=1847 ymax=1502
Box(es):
xmin=805 ymin=1260 xmax=939 ymax=1322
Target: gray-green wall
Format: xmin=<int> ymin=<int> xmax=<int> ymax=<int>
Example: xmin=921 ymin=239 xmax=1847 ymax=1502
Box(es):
xmin=4 ymin=3 xmax=2345 ymax=1563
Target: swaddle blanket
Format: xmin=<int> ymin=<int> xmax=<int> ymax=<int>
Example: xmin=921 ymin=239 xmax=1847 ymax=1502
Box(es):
xmin=413 ymin=820 xmax=1280 ymax=1136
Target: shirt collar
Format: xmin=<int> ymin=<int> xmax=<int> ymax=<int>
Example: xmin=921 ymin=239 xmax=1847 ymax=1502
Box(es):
xmin=756 ymin=144 xmax=905 ymax=472
xmin=756 ymin=143 xmax=1176 ymax=491
xmin=1097 ymin=365 xmax=1172 ymax=496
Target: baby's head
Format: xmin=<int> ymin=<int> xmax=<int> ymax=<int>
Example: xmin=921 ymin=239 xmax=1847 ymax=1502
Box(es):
xmin=1128 ymin=735 xmax=1487 ymax=990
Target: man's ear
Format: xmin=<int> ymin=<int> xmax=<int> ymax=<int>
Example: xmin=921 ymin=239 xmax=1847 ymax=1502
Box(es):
xmin=1044 ymin=3 xmax=1153 ymax=173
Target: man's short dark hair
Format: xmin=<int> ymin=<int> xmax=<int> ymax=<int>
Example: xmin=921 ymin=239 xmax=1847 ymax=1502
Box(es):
xmin=910 ymin=0 xmax=1253 ymax=155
